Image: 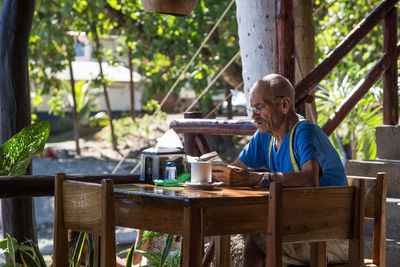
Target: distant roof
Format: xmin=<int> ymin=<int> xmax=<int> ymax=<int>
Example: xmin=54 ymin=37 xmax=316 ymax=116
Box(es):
xmin=55 ymin=61 xmax=141 ymax=83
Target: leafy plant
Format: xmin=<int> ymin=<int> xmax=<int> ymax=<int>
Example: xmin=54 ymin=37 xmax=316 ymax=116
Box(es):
xmin=0 ymin=234 xmax=47 ymax=267
xmin=316 ymin=71 xmax=383 ymax=160
xmin=0 ymin=121 xmax=50 ymax=176
xmin=95 ymin=111 xmax=168 ymax=145
xmin=64 ymin=80 xmax=102 ymax=129
xmin=119 ymin=231 xmax=181 ymax=267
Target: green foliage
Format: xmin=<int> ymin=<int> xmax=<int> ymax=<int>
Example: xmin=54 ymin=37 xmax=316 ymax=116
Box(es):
xmin=313 ymin=0 xmax=385 ymax=80
xmin=142 ymin=99 xmax=161 ymax=113
xmin=0 ymin=121 xmax=50 ymax=176
xmin=65 ymin=80 xmax=102 ymax=125
xmin=313 ymin=0 xmax=400 ymax=159
xmin=119 ymin=231 xmax=180 ymax=267
xmin=96 ymin=112 xmax=167 ymax=144
xmin=0 ymin=234 xmax=47 ymax=267
xmin=316 ymin=71 xmax=383 ymax=160
xmin=105 ymin=0 xmax=239 ymax=106
xmin=70 ymin=232 xmax=86 ymax=267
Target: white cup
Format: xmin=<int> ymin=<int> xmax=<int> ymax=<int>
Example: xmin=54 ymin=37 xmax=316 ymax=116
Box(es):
xmin=190 ymin=161 xmax=212 ymax=184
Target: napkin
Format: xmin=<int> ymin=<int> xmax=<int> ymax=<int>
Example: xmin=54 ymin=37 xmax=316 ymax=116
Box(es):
xmin=154 ymin=172 xmax=190 ymax=187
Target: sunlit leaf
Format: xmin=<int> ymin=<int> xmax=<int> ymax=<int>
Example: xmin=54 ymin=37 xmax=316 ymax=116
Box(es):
xmin=0 ymin=121 xmax=50 ymax=176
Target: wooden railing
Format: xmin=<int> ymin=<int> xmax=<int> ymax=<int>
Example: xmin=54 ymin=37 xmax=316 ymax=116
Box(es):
xmin=171 ymin=0 xmax=399 ymax=150
xmin=0 ymin=174 xmax=140 ymax=198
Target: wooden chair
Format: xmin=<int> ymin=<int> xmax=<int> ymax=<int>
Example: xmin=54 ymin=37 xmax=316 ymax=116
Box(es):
xmin=53 ymin=173 xmax=116 ymax=267
xmin=346 ymin=172 xmax=387 ymax=267
xmin=267 ymin=181 xmax=365 ymax=267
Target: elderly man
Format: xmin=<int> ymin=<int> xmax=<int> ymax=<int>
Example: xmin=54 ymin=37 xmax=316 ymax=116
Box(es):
xmin=213 ymin=74 xmax=348 ymax=266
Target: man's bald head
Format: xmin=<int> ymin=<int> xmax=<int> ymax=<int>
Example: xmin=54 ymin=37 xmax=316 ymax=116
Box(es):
xmin=252 ymin=74 xmax=295 ymax=102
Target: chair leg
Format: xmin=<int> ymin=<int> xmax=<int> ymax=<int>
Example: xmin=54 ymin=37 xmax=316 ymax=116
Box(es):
xmin=310 ymin=242 xmax=327 ymax=267
xmin=266 ymin=183 xmax=283 ymax=267
xmin=54 ymin=173 xmax=69 ymax=267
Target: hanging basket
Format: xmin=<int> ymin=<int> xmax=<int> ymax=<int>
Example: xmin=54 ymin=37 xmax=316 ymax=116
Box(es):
xmin=141 ymin=0 xmax=197 ymax=16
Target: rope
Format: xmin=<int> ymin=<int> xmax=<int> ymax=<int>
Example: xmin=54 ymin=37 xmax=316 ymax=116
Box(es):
xmin=185 ymin=51 xmax=241 ymax=112
xmin=204 ymin=81 xmax=243 ymax=118
xmin=154 ymin=0 xmax=236 ymax=115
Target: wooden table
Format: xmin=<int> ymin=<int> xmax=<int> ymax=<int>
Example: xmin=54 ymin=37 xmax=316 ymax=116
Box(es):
xmin=113 ymin=183 xmax=269 ymax=267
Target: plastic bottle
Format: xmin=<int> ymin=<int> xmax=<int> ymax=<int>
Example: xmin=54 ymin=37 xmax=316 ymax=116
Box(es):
xmin=165 ymin=161 xmax=177 ymax=180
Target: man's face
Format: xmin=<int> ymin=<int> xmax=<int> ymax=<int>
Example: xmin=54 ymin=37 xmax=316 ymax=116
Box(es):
xmin=249 ymin=85 xmax=285 ymax=134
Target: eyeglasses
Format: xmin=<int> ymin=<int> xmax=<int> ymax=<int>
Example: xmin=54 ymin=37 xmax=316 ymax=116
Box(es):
xmin=246 ymin=96 xmax=285 ymax=114
xmin=246 ymin=105 xmax=263 ymax=114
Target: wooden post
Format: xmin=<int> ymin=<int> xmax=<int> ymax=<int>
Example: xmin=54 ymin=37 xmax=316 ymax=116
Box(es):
xmin=277 ymin=0 xmax=294 ymax=84
xmin=183 ymin=206 xmax=203 ymax=267
xmin=0 ymin=0 xmax=37 ymax=246
xmin=383 ymin=7 xmax=398 ymax=125
xmin=214 ymin=235 xmax=230 ymax=267
xmin=183 ymin=112 xmax=203 ymax=156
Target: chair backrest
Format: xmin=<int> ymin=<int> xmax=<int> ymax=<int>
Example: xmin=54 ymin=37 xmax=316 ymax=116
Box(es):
xmin=348 ymin=172 xmax=387 ymax=266
xmin=267 ymin=181 xmax=365 ymax=267
xmin=53 ymin=173 xmax=116 ymax=267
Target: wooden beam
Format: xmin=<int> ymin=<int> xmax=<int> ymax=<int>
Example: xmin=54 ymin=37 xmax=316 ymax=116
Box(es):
xmin=0 ymin=174 xmax=140 ymax=198
xmin=277 ymin=0 xmax=295 ymax=84
xmin=170 ymin=119 xmax=257 ymax=136
xmin=383 ymin=7 xmax=398 ymax=125
xmin=294 ymin=0 xmax=399 ymax=107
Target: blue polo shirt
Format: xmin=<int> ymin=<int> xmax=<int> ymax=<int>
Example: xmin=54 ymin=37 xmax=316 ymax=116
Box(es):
xmin=239 ymin=120 xmax=347 ymax=186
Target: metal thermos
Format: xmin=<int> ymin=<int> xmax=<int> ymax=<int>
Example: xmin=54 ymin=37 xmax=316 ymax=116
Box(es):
xmin=140 ymin=147 xmax=185 ymax=183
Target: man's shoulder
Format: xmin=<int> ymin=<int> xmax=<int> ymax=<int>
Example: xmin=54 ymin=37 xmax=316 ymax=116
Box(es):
xmin=295 ymin=121 xmax=330 ymax=145
xmin=296 ymin=120 xmax=319 ymax=133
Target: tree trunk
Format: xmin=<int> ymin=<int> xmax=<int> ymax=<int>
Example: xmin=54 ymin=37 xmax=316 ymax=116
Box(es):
xmin=128 ymin=46 xmax=136 ymax=119
xmin=68 ymin=59 xmax=81 ymax=155
xmin=294 ymin=0 xmax=317 ymax=122
xmin=91 ymin=24 xmax=118 ymax=151
xmin=0 ymin=0 xmax=37 ymax=246
xmin=235 ymin=0 xmax=277 ymax=113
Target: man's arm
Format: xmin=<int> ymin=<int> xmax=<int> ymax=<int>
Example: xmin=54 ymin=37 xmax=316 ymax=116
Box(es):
xmin=212 ymin=158 xmax=319 ymax=187
xmin=231 ymin=157 xmax=247 ymax=168
xmin=212 ymin=157 xmax=264 ymax=186
xmin=269 ymin=158 xmax=319 ymax=187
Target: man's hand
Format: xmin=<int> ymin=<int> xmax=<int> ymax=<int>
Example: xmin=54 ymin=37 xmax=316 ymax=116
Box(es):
xmin=212 ymin=165 xmax=262 ymax=186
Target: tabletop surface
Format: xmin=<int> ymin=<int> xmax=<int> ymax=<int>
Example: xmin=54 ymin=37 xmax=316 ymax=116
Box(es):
xmin=114 ymin=183 xmax=269 ymax=202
